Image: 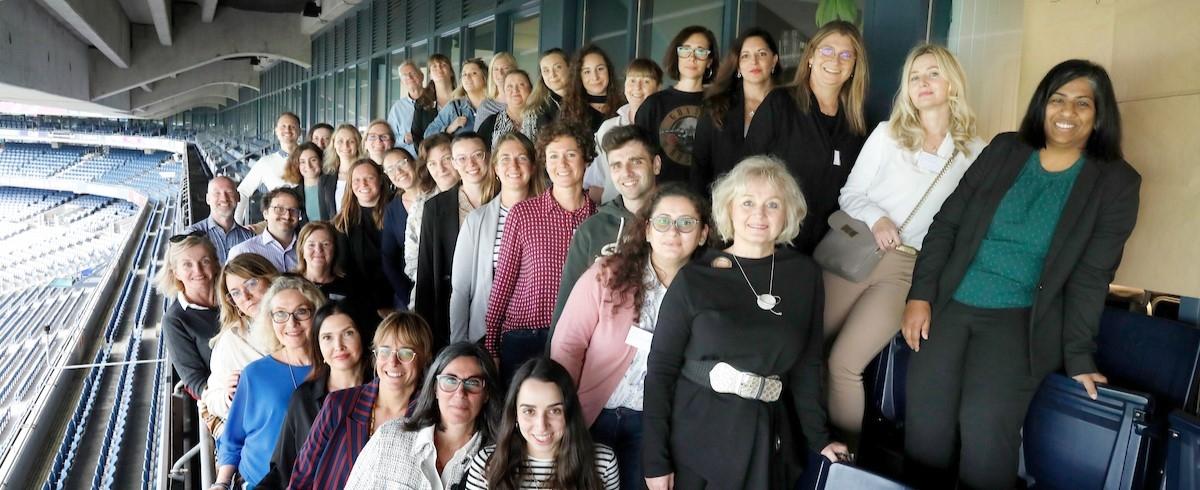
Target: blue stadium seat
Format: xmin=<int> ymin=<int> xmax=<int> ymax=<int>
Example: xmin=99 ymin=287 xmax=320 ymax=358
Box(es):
xmin=1096 ymin=308 xmax=1200 ymax=414
xmin=1021 ymin=373 xmax=1153 ymax=489
xmin=797 ymin=450 xmax=912 ymax=489
xmin=1181 ymin=297 xmax=1200 ymax=327
xmin=1164 ymin=410 xmax=1200 ymax=490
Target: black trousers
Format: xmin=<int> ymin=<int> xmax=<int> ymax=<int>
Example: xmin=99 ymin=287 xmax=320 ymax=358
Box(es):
xmin=904 ymin=301 xmax=1038 ymax=490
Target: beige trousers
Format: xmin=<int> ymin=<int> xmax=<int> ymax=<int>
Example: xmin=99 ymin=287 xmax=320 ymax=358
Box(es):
xmin=823 ymin=250 xmax=916 ymax=435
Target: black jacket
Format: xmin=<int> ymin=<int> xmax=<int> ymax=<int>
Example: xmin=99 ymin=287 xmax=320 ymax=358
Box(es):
xmin=337 ymin=208 xmax=393 ymax=311
xmin=296 ymin=174 xmax=338 ymax=222
xmin=908 ymin=132 xmax=1141 ymax=377
xmin=413 ymin=185 xmax=463 ymax=353
xmin=410 ymin=103 xmax=439 ymax=151
xmin=691 ymin=88 xmax=793 ymax=196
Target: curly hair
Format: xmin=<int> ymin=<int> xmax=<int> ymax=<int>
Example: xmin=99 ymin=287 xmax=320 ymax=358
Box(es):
xmin=560 ymin=44 xmax=626 ymax=127
xmin=534 ymin=120 xmax=598 ymax=167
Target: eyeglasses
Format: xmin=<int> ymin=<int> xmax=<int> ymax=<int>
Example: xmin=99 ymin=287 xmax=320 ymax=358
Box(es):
xmin=676 ymin=45 xmax=713 ymax=60
xmin=271 ymin=306 xmax=314 ymax=324
xmin=227 ymin=277 xmax=261 ymax=302
xmin=268 ymin=206 xmax=300 ymax=216
xmin=436 ymin=374 xmax=486 ymax=394
xmin=650 ymin=215 xmax=701 ymax=233
xmin=817 ymin=45 xmax=856 ymax=63
xmin=365 ymin=134 xmax=394 ymax=142
xmin=169 ymin=230 xmax=207 ymax=243
xmin=453 ymin=151 xmax=488 ymax=165
xmin=374 ymin=346 xmax=417 ymax=363
xmin=383 ymin=161 xmax=412 ymax=174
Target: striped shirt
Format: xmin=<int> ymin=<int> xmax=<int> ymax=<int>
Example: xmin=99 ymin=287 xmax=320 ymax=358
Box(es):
xmin=492 ymin=204 xmax=509 ymax=270
xmin=483 ymin=190 xmax=597 ymax=355
xmin=185 ymin=216 xmax=254 ymax=264
xmin=287 ymin=379 xmax=379 ymax=490
xmin=464 ymin=444 xmax=620 ymax=490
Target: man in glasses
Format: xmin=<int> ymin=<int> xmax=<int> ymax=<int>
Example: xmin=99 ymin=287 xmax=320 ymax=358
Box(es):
xmin=549 ymin=125 xmax=661 ymax=337
xmin=228 ymin=188 xmax=302 ymax=271
xmin=186 ymin=176 xmax=254 ymax=264
xmin=237 ymin=111 xmax=303 ymax=224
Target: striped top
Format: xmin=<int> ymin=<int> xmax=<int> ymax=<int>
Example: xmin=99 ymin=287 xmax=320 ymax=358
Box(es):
xmin=492 ymin=204 xmax=510 ymax=270
xmin=287 ymin=379 xmax=380 ymax=490
xmin=464 ymin=443 xmax=620 ymax=490
xmin=484 ymin=189 xmax=596 ymax=355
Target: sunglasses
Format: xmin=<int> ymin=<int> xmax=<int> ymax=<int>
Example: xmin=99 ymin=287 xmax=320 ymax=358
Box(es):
xmin=169 ymin=230 xmax=207 ymax=243
xmin=374 ymin=346 xmax=417 ymax=363
xmin=436 ymin=374 xmax=486 ymax=394
xmin=649 ymin=215 xmax=701 ymax=233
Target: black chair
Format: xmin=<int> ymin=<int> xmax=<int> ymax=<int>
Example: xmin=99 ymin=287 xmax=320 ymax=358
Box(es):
xmin=1096 ymin=308 xmax=1200 ymax=414
xmin=1162 ymin=410 xmax=1200 ymax=490
xmin=860 ymin=334 xmax=911 ymax=473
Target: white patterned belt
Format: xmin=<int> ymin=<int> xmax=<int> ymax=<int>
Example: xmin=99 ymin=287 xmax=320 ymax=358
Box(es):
xmin=683 ymin=360 xmax=782 ymax=402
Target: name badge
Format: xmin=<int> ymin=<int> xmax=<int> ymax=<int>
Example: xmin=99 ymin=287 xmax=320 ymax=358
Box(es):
xmin=833 ymin=150 xmax=842 ymax=166
xmin=625 ymin=326 xmax=653 ymax=351
xmin=916 ymin=151 xmax=945 ymax=173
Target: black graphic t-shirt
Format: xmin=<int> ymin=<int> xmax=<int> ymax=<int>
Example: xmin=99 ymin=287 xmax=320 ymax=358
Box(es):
xmin=634 ymin=87 xmax=705 ymax=183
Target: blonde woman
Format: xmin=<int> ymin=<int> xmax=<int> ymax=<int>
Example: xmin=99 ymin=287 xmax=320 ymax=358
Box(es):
xmin=823 ymin=44 xmax=985 ymax=442
xmin=473 ymin=51 xmax=518 ymax=132
xmin=323 ymin=124 xmax=363 ymax=211
xmin=157 ymin=232 xmax=221 ymax=398
xmin=334 ymin=159 xmax=394 ymax=316
xmin=424 ymin=58 xmax=490 ymax=137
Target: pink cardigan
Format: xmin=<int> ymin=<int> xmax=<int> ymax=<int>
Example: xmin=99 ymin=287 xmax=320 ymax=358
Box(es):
xmin=550 ymin=260 xmax=638 ymax=426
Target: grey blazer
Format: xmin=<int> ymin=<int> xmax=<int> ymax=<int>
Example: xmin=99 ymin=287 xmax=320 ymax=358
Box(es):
xmin=449 ymin=198 xmax=503 ymax=343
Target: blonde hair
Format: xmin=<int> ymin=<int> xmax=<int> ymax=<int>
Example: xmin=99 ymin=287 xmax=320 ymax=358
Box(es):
xmin=254 ymin=275 xmax=327 ymax=353
xmin=323 ymin=124 xmax=361 ymax=174
xmin=710 ymin=155 xmax=807 ymax=244
xmin=213 ymin=254 xmax=279 ymax=347
xmin=452 ymin=58 xmax=490 ymax=100
xmin=788 ymin=21 xmax=870 ymax=135
xmin=888 ymin=44 xmax=978 ymax=157
xmin=155 ymin=234 xmax=219 ymax=298
xmin=294 ymin=221 xmax=344 ymax=278
xmin=488 ymin=52 xmax=518 ymax=99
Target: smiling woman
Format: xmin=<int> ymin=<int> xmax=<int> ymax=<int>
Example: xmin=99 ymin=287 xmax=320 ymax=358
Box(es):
xmin=157 ymin=233 xmax=222 ymax=399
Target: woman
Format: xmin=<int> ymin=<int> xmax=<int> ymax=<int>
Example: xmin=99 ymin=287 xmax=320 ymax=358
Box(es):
xmin=551 ymin=184 xmax=710 ymax=489
xmin=202 ymin=254 xmax=279 ymax=436
xmin=823 ymin=44 xmax=984 ymax=442
xmin=285 ymin=142 xmax=336 ymax=221
xmin=901 ymin=60 xmax=1140 ymax=489
xmin=535 ymin=48 xmax=570 ymax=111
xmin=560 ymin=44 xmax=624 ymax=133
xmin=258 ymin=302 xmax=370 ymax=489
xmin=213 ymin=276 xmax=326 ymax=489
xmin=412 ymin=54 xmax=458 ymax=147
xmin=643 ymin=157 xmax=847 ymax=490
xmin=157 ymin=232 xmax=221 ymax=399
xmin=464 ymin=357 xmax=619 ymax=489
xmin=362 ymin=120 xmax=397 ymax=166
xmin=450 ymin=132 xmax=545 ymax=344
xmin=584 ymin=58 xmax=664 ymax=203
xmin=762 ymin=20 xmax=869 ymax=254
xmin=323 ymin=124 xmax=363 ymax=210
xmin=477 ymin=70 xmax=554 ymax=147
xmin=474 ymin=51 xmax=519 ymax=132
xmin=345 ymin=342 xmax=503 ymax=489
xmin=404 ymin=134 xmax=460 ymax=289
xmin=634 ymin=25 xmax=719 ymax=184
xmin=424 ymin=58 xmax=489 ymax=137
xmin=690 ymin=28 xmax=786 ymax=196
xmin=484 ymin=121 xmax=598 ymax=382
xmin=414 ymin=132 xmax=496 ymax=351
xmin=381 ymin=148 xmax=433 ymax=309
xmin=333 ymin=159 xmax=394 ymax=317
xmin=296 ymin=221 xmax=375 ymax=337
xmin=289 ymin=312 xmax=433 ymax=489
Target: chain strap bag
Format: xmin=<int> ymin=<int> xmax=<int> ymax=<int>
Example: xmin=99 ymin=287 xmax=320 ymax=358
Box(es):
xmin=813 ymin=149 xmax=958 ymax=282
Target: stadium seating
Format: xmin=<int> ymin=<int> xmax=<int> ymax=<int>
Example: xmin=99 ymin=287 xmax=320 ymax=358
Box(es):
xmin=1163 ymin=410 xmax=1200 ymax=490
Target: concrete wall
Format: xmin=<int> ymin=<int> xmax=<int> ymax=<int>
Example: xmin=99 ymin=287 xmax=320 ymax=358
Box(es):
xmin=0 ymin=0 xmax=93 ymax=101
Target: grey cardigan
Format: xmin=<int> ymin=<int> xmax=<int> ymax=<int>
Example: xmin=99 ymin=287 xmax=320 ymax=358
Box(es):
xmin=449 ymin=198 xmax=503 ymax=343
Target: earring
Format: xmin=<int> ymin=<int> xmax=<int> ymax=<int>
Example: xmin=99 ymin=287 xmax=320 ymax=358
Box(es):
xmin=736 ymin=71 xmax=741 ymax=79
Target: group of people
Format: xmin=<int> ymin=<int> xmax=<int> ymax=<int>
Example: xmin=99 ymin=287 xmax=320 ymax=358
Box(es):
xmin=158 ymin=19 xmax=1141 ymax=490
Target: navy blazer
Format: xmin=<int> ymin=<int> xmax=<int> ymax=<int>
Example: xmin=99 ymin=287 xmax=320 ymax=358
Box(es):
xmin=909 ymin=132 xmax=1141 ymax=377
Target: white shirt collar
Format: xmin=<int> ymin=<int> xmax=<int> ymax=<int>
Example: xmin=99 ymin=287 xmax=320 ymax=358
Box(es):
xmin=260 ymin=229 xmax=297 ymax=251
xmin=176 ymin=292 xmax=212 ymax=311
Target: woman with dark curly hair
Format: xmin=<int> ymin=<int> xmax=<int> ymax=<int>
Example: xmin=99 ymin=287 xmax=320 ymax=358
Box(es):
xmin=551 ymin=184 xmax=710 ymax=489
xmin=484 ymin=121 xmax=598 ymax=383
xmin=559 ymin=44 xmax=625 ymax=133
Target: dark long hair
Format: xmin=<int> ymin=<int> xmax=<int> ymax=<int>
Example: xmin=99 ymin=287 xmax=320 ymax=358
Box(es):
xmin=1017 ymin=59 xmax=1123 ymax=161
xmin=561 ymin=44 xmax=625 ymax=126
xmin=305 ymin=301 xmax=372 ymax=383
xmin=402 ymin=342 xmax=502 ymax=442
xmin=663 ymin=25 xmax=720 ymax=83
xmin=417 ymin=53 xmax=458 ymax=110
xmin=704 ymin=28 xmax=781 ymax=129
xmin=486 ymin=357 xmax=603 ymax=490
xmin=604 ymin=184 xmax=710 ymax=316
xmin=333 ymin=159 xmax=390 ymax=232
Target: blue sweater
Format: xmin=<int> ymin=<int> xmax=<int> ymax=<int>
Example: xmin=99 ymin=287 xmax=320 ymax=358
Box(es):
xmin=381 ymin=198 xmax=414 ymax=309
xmin=217 ymin=355 xmax=311 ymax=487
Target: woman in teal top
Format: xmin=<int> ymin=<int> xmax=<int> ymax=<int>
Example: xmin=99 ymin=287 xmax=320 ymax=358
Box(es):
xmin=900 ymin=60 xmax=1141 ymax=489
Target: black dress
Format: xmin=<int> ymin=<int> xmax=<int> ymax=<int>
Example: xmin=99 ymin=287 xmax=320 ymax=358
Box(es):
xmin=337 ymin=207 xmax=393 ymax=312
xmin=643 ymin=247 xmax=830 ymax=489
xmin=691 ymin=88 xmax=793 ymax=196
xmin=314 ymin=275 xmax=379 ymax=341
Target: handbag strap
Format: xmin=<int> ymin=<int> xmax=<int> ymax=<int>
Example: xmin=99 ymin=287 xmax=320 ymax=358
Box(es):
xmin=897 ymin=148 xmax=960 ymax=233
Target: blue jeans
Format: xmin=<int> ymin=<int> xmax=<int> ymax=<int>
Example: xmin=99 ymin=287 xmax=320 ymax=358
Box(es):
xmin=591 ymin=407 xmax=645 ymax=490
xmin=499 ymin=327 xmax=549 ymax=386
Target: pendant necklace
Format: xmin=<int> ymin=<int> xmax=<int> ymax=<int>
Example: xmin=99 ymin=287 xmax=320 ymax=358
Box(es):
xmin=732 ymin=253 xmax=782 ymax=316
xmin=283 ymin=349 xmax=299 ymax=389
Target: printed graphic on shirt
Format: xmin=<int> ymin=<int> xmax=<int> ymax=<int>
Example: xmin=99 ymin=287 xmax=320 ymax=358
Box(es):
xmin=658 ymin=105 xmax=701 ymax=166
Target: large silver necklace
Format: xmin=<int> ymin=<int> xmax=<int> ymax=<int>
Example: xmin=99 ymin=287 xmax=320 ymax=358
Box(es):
xmin=732 ymin=253 xmax=782 ymax=316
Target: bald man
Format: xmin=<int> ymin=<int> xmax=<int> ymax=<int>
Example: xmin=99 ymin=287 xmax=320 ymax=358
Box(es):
xmin=187 ymin=175 xmax=255 ymax=263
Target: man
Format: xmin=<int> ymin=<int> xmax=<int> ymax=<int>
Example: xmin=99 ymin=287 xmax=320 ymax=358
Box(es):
xmin=386 ymin=61 xmax=426 ymax=157
xmin=237 ymin=112 xmax=301 ymax=224
xmin=585 ymin=58 xmax=664 ymax=203
xmin=228 ymin=188 xmax=302 ymax=272
xmin=186 ymin=176 xmax=254 ymax=264
xmin=308 ymin=123 xmax=334 ymax=151
xmin=549 ymin=125 xmax=661 ymax=334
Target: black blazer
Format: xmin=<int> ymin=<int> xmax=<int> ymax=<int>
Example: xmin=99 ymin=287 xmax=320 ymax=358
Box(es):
xmin=413 ymin=185 xmax=462 ymax=353
xmin=909 ymin=132 xmax=1141 ymax=377
xmin=691 ymin=88 xmax=793 ymax=196
xmin=296 ymin=174 xmax=338 ymax=221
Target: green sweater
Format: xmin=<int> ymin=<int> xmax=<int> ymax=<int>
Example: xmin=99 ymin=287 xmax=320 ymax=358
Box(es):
xmin=953 ymin=152 xmax=1083 ymax=308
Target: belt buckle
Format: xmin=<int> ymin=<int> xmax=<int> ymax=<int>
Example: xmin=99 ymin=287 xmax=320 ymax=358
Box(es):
xmin=737 ymin=371 xmax=763 ymax=399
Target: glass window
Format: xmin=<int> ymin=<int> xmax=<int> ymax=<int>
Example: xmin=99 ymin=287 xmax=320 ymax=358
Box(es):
xmin=324 ymin=74 xmax=334 ymax=124
xmin=373 ymin=57 xmax=387 ymax=121
xmin=639 ymin=0 xmax=724 ymax=80
xmin=753 ymin=0 xmax=865 ymax=80
xmin=512 ymin=14 xmax=541 ymax=81
xmin=585 ymin=0 xmax=630 ymax=69
xmin=471 ymin=21 xmax=496 ymax=60
xmin=409 ymin=41 xmax=431 ymax=80
xmin=438 ymin=32 xmax=462 ymax=71
xmin=346 ymin=66 xmax=358 ymax=127
xmin=335 ymin=69 xmax=346 ymax=124
xmin=359 ymin=63 xmax=370 ymax=126
xmin=388 ymin=50 xmax=406 ymax=112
